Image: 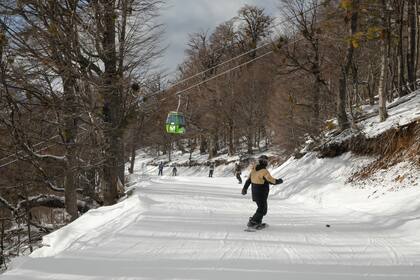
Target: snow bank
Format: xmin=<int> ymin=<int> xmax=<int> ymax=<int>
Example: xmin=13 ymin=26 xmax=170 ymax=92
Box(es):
xmin=30 ymin=193 xmax=145 ymax=258
xmin=270 ymin=152 xmax=420 ymax=220
xmin=323 ymin=91 xmax=420 ymax=147
xmin=361 ymin=91 xmax=420 ymax=137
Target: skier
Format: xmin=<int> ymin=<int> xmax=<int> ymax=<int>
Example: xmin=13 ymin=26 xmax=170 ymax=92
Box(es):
xmin=234 ymin=162 xmax=242 ymax=184
xmin=172 ymin=164 xmax=177 ymax=176
xmin=241 ymin=155 xmax=283 ymax=228
xmin=158 ymin=162 xmax=164 ymax=176
xmin=209 ymin=162 xmax=215 ymax=177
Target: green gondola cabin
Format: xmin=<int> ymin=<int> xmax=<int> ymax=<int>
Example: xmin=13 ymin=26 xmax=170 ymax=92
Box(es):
xmin=165 ymin=111 xmax=186 ymax=134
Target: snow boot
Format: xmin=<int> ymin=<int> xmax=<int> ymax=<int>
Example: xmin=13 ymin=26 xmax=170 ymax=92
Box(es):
xmin=247 ymin=217 xmax=259 ymax=228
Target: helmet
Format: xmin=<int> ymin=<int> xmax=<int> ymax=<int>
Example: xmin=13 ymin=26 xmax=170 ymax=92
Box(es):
xmin=258 ymin=155 xmax=269 ymax=165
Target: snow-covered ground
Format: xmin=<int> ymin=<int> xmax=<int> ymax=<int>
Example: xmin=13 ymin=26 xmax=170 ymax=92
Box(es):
xmin=323 ymin=91 xmax=420 ymax=146
xmin=3 ymin=150 xmax=420 ymax=279
xmin=2 ymin=92 xmax=420 ymax=279
xmin=360 ymin=91 xmax=420 ymax=137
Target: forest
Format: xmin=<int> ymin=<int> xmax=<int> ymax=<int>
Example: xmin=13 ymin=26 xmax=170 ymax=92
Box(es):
xmin=1 ymin=0 xmax=419 ymax=269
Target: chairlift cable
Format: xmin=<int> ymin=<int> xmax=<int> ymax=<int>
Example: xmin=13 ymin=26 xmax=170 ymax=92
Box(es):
xmin=0 ymin=2 xmax=326 ymax=166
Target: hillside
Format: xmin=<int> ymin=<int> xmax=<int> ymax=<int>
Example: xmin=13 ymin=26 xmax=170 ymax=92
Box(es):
xmin=2 ymin=92 xmax=420 ymax=280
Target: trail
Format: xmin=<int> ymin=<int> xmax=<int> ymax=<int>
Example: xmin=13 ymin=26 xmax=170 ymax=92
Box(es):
xmin=3 ymin=175 xmax=420 ymax=280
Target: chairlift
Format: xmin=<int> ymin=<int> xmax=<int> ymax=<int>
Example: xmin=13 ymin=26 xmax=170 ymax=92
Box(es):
xmin=165 ymin=94 xmax=186 ymax=134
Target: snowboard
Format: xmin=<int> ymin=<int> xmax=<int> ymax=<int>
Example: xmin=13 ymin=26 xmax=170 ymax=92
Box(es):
xmin=244 ymin=223 xmax=268 ymax=232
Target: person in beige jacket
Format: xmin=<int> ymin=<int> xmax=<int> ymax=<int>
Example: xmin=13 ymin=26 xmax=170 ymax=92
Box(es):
xmin=242 ymin=155 xmax=283 ymax=228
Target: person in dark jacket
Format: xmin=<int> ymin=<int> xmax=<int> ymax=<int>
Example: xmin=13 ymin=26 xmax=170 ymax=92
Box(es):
xmin=241 ymin=155 xmax=283 ymax=227
xmin=209 ymin=162 xmax=215 ymax=177
xmin=158 ymin=162 xmax=164 ymax=176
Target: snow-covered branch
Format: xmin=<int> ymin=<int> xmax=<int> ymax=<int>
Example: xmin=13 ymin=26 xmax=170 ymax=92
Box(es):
xmin=0 ymin=195 xmax=17 ymax=212
xmin=23 ymin=143 xmax=66 ymax=162
xmin=45 ymin=179 xmax=65 ymax=192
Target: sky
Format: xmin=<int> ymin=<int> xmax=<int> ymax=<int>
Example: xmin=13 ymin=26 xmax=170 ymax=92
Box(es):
xmin=158 ymin=0 xmax=280 ymax=78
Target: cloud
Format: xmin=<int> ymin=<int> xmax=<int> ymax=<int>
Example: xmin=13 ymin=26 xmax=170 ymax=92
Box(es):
xmin=158 ymin=0 xmax=279 ymax=78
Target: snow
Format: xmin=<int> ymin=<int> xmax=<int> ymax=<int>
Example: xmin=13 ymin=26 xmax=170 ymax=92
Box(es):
xmin=322 ymin=91 xmax=420 ymax=146
xmin=360 ymin=91 xmax=420 ymax=137
xmin=351 ymin=161 xmax=420 ymax=196
xmin=129 ymin=148 xmax=282 ymax=179
xmin=29 ymin=194 xmax=145 ymax=258
xmin=3 ymin=150 xmax=420 ymax=279
xmin=2 ymin=91 xmax=420 ymax=279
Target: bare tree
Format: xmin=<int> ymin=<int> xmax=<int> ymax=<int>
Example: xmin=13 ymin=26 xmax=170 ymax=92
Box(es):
xmin=279 ymin=0 xmax=330 ymax=133
xmin=378 ymin=0 xmax=390 ymax=122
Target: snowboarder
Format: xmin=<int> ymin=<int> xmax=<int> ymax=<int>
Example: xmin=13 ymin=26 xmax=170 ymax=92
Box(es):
xmin=241 ymin=155 xmax=283 ymax=228
xmin=209 ymin=162 xmax=215 ymax=177
xmin=172 ymin=165 xmax=177 ymax=176
xmin=158 ymin=162 xmax=164 ymax=176
xmin=234 ymin=162 xmax=242 ymax=184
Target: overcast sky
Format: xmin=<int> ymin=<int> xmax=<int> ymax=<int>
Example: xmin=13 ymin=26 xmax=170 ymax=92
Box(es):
xmin=158 ymin=0 xmax=280 ymax=78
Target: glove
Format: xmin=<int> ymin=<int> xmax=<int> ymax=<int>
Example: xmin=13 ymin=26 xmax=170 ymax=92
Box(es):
xmin=276 ymin=178 xmax=283 ymax=184
xmin=241 ymin=188 xmax=247 ymax=195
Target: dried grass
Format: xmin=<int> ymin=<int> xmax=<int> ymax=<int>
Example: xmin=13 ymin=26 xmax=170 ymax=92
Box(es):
xmin=348 ymin=120 xmax=420 ymax=181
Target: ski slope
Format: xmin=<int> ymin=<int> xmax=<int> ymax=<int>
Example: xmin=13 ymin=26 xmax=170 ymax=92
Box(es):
xmin=3 ymin=153 xmax=420 ymax=280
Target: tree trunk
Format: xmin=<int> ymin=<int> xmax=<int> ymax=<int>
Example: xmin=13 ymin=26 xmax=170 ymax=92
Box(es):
xmin=367 ymin=64 xmax=376 ymax=105
xmin=213 ymin=134 xmax=219 ymax=154
xmin=228 ymin=123 xmax=235 ymax=156
xmin=128 ymin=149 xmax=135 ymax=175
xmin=407 ymin=0 xmax=417 ymax=90
xmin=129 ymin=115 xmax=144 ymax=174
xmin=117 ymin=137 xmax=125 ymax=186
xmin=247 ymin=129 xmax=253 ymax=155
xmin=338 ymin=74 xmax=349 ymax=130
xmin=350 ymin=63 xmax=359 ymax=127
xmin=128 ymin=131 xmax=139 ymax=174
xmin=234 ymin=130 xmax=240 ymax=152
xmin=379 ymin=44 xmax=389 ymax=121
xmin=188 ymin=139 xmax=194 ymax=162
xmin=337 ymin=0 xmax=359 ymax=131
xmin=116 ymin=0 xmax=130 ymax=185
xmin=0 ymin=26 xmax=4 ymax=68
xmin=398 ymin=0 xmax=406 ymax=97
xmin=24 ymin=186 xmax=33 ymax=253
xmin=312 ymin=39 xmax=321 ymax=131
xmin=1 ymin=218 xmax=5 ymax=269
xmin=101 ymin=0 xmax=121 ymax=205
xmin=176 ymin=141 xmax=186 ymax=154
xmin=256 ymin=127 xmax=261 ymax=151
xmin=103 ymin=128 xmax=120 ymax=205
xmin=62 ymin=77 xmax=79 ymax=221
xmin=208 ymin=134 xmax=218 ymax=159
xmin=168 ymin=142 xmax=172 ymax=162
xmin=208 ymin=136 xmax=214 ymax=159
xmin=416 ymin=0 xmax=420 ymax=75
xmin=379 ymin=0 xmax=389 ymax=122
xmin=199 ymin=135 xmax=207 ymax=154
